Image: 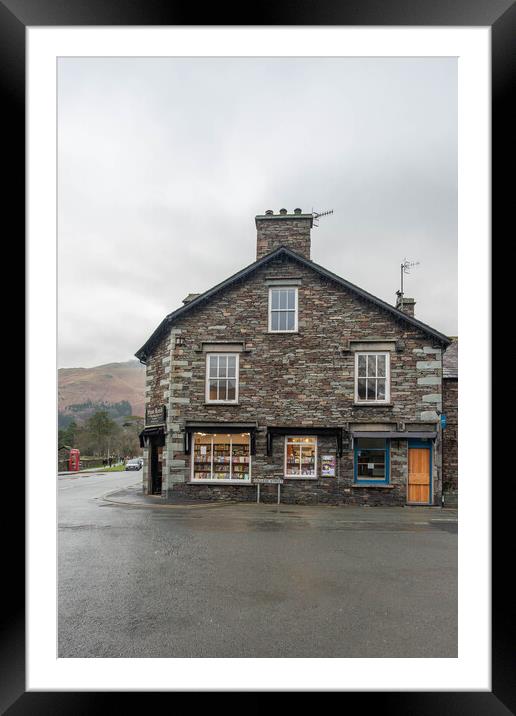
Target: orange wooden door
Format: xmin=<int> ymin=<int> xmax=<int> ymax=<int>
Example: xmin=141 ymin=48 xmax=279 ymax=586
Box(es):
xmin=408 ymin=448 xmax=431 ymax=504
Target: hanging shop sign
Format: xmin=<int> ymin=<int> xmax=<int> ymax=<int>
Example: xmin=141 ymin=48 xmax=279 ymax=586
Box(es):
xmin=145 ymin=405 xmax=167 ymax=427
xmin=440 ymin=414 xmax=447 ymax=430
xmin=321 ymin=455 xmax=336 ymax=477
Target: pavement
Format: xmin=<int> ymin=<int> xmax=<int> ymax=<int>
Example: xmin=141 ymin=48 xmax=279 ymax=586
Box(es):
xmin=58 ymin=470 xmax=457 ymax=658
xmin=58 ymin=465 xmax=126 ymax=476
xmin=104 ymin=481 xmax=460 ymax=516
xmin=103 ymin=482 xmax=243 ymax=507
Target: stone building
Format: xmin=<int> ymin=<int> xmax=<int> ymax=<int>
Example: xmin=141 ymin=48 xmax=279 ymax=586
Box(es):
xmin=135 ymin=209 xmax=453 ymax=505
xmin=442 ymin=337 xmax=458 ymax=506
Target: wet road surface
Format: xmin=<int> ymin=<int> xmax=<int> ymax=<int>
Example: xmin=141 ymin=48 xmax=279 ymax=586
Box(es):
xmin=58 ymin=472 xmax=457 ymax=657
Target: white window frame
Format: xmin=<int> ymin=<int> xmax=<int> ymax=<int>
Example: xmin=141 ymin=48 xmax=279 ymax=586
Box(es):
xmin=284 ymin=435 xmax=318 ymax=479
xmin=205 ymin=353 xmax=239 ymax=404
xmin=354 ymin=351 xmax=391 ymax=404
xmin=190 ymin=433 xmax=252 ymax=483
xmin=268 ymin=286 xmax=298 ymax=333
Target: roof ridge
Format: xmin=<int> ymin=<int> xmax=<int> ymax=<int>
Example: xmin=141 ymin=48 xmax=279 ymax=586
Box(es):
xmin=135 ymin=246 xmax=451 ymax=362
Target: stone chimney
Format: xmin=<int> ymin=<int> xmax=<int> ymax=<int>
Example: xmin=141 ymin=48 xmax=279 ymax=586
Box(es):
xmin=395 ymin=291 xmax=416 ymax=317
xmin=255 ymin=208 xmax=313 ymax=260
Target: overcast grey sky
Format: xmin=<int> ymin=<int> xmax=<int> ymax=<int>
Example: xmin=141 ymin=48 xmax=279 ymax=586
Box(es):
xmin=58 ymin=57 xmax=457 ymax=368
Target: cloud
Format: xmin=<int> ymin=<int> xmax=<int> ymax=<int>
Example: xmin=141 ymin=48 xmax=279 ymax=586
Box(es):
xmin=58 ymin=57 xmax=457 ymax=367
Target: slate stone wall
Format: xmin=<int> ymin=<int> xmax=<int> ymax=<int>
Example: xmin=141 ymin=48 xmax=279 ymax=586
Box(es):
xmin=143 ymin=253 xmax=445 ymax=504
xmin=442 ymin=377 xmax=458 ymax=499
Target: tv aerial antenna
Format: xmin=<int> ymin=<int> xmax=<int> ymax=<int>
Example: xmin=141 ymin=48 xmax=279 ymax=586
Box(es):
xmin=399 ymin=258 xmax=420 ymax=298
xmin=311 ymin=209 xmax=334 ymax=227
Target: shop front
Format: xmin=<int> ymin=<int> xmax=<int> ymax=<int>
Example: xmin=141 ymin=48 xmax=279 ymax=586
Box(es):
xmin=168 ymin=423 xmax=438 ymax=506
xmin=351 ymin=430 xmax=437 ymax=506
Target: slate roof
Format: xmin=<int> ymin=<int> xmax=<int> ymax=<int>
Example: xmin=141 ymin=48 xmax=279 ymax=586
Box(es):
xmin=135 ymin=246 xmax=452 ymax=363
xmin=443 ymin=336 xmax=458 ymax=378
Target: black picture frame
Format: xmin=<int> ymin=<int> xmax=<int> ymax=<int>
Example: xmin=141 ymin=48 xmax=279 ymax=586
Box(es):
xmin=5 ymin=0 xmax=506 ymax=710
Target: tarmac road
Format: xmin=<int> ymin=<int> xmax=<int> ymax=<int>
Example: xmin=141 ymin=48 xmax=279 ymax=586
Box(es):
xmin=58 ymin=471 xmax=457 ymax=658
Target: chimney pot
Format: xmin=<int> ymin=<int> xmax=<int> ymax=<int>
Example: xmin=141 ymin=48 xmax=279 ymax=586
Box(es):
xmin=265 ymin=209 xmax=273 ymax=215
xmin=293 ymin=208 xmax=302 ymax=214
xmin=182 ymin=292 xmax=201 ymax=304
xmin=279 ymin=208 xmax=287 ymax=215
xmin=395 ymin=293 xmax=416 ymax=317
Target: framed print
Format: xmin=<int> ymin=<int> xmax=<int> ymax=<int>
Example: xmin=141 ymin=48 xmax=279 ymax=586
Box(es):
xmin=5 ymin=0 xmax=509 ymax=709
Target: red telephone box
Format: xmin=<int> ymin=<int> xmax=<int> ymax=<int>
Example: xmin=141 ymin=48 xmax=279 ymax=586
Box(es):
xmin=68 ymin=448 xmax=80 ymax=472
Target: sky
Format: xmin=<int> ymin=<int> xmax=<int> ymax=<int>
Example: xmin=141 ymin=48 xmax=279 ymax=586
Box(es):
xmin=58 ymin=57 xmax=457 ymax=369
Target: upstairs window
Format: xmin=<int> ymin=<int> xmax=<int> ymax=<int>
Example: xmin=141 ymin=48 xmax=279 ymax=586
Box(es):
xmin=355 ymin=352 xmax=390 ymax=403
xmin=205 ymin=354 xmax=239 ymax=403
xmin=269 ymin=287 xmax=298 ymax=332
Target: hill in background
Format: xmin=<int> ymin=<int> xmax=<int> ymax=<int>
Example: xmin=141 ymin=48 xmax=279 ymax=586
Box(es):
xmin=58 ymin=359 xmax=145 ymax=427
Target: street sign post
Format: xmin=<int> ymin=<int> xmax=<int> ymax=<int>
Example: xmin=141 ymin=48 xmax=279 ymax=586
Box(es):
xmin=254 ymin=477 xmax=284 ymax=504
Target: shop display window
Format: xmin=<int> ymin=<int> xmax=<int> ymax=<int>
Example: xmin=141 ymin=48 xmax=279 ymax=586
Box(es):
xmin=192 ymin=432 xmax=251 ymax=482
xmin=354 ymin=438 xmax=390 ymax=484
xmin=285 ymin=436 xmax=317 ymax=478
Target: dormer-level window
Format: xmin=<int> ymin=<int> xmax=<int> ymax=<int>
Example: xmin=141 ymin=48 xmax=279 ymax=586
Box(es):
xmin=269 ymin=287 xmax=298 ymax=332
xmin=355 ymin=352 xmax=390 ymax=403
xmin=205 ymin=354 xmax=239 ymax=403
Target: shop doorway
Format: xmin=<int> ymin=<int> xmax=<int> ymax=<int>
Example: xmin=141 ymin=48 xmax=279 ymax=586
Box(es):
xmin=407 ymin=444 xmax=431 ymax=504
xmin=149 ymin=442 xmax=163 ymax=495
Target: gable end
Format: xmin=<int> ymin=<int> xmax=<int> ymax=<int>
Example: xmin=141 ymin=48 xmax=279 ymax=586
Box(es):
xmin=135 ymin=247 xmax=451 ymax=362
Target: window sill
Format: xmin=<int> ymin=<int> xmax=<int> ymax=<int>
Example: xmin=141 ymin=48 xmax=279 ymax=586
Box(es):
xmin=268 ymin=331 xmax=299 ymax=335
xmin=204 ymin=402 xmax=239 ymax=406
xmin=353 ymin=402 xmax=393 ymax=407
xmin=352 ymin=483 xmax=395 ymax=489
xmin=284 ymin=475 xmax=318 ymax=480
xmin=189 ymin=480 xmax=252 ymax=485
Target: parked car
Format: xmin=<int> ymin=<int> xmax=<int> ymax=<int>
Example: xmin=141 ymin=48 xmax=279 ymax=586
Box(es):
xmin=125 ymin=459 xmax=142 ymax=471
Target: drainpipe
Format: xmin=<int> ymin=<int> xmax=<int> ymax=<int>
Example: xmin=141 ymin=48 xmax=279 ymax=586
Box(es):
xmin=436 ymin=409 xmax=444 ymax=508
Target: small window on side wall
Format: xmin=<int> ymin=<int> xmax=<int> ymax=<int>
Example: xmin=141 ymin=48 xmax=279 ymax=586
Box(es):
xmin=355 ymin=352 xmax=390 ymax=403
xmin=269 ymin=287 xmax=298 ymax=332
xmin=205 ymin=354 xmax=239 ymax=403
